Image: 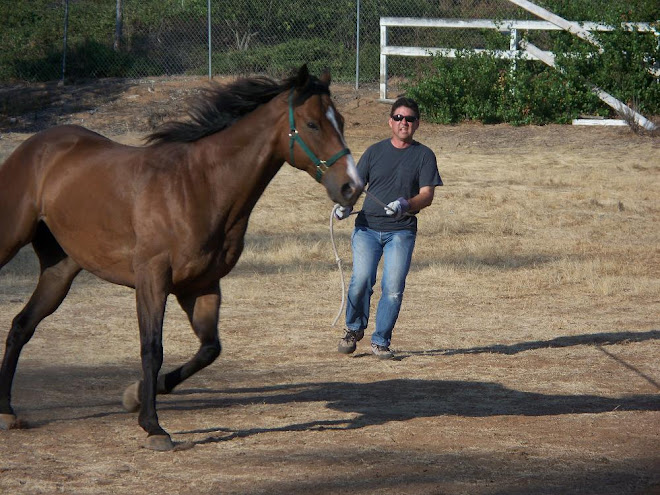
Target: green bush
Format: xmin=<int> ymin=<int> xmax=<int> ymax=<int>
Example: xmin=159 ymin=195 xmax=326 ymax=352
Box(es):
xmin=553 ymin=28 xmax=660 ymax=117
xmin=405 ymin=20 xmax=659 ymax=125
xmin=1 ymin=0 xmax=658 ymax=126
xmin=405 ymin=52 xmax=591 ymax=125
xmin=210 ymin=38 xmax=357 ymax=80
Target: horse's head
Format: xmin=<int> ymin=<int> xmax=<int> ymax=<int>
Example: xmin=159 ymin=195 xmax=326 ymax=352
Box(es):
xmin=284 ymin=65 xmax=363 ymax=207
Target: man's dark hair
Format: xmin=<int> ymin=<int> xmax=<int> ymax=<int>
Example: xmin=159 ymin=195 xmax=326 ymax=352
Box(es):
xmin=390 ymin=97 xmax=420 ymax=118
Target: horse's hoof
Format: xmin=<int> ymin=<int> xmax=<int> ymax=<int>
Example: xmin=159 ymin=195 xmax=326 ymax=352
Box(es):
xmin=143 ymin=434 xmax=174 ymax=451
xmin=122 ymin=381 xmax=141 ymax=413
xmin=0 ymin=414 xmax=18 ymax=430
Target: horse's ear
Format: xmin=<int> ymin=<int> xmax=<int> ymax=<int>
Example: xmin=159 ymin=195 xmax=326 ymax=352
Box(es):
xmin=320 ymin=69 xmax=331 ymax=86
xmin=295 ymin=64 xmax=310 ymax=87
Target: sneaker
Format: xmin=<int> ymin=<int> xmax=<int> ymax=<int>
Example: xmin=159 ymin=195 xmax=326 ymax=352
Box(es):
xmin=371 ymin=343 xmax=394 ymax=360
xmin=337 ymin=329 xmax=364 ymax=354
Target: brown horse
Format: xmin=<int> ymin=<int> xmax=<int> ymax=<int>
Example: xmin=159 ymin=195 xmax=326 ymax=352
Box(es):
xmin=0 ymin=65 xmax=363 ymax=450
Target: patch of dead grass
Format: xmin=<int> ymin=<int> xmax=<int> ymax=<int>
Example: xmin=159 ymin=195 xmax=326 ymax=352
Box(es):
xmin=0 ymin=81 xmax=658 ymax=494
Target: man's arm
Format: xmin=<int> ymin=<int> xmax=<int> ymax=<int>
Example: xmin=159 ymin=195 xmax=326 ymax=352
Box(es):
xmin=407 ymin=186 xmax=435 ymax=213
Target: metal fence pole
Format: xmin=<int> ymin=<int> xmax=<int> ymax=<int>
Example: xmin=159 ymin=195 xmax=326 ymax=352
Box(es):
xmin=355 ymin=0 xmax=360 ymax=90
xmin=4 ymin=0 xmax=658 ymax=86
xmin=208 ymin=0 xmax=212 ymax=80
xmin=114 ymin=0 xmax=123 ymax=51
xmin=60 ymin=0 xmax=69 ymax=84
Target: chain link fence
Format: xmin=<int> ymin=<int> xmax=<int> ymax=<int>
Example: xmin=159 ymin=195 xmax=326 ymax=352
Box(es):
xmin=0 ymin=1 xmax=657 ymax=84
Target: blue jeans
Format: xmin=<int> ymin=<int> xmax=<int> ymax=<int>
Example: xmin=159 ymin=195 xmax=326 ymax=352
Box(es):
xmin=345 ymin=226 xmax=416 ymax=347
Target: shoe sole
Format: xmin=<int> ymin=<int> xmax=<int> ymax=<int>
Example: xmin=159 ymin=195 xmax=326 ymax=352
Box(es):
xmin=371 ymin=345 xmax=394 ymax=359
xmin=338 ymin=330 xmax=363 ymax=354
xmin=338 ymin=343 xmax=357 ymax=354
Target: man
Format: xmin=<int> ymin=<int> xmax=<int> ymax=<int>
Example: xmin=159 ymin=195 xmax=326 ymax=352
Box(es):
xmin=335 ymin=97 xmax=442 ymax=359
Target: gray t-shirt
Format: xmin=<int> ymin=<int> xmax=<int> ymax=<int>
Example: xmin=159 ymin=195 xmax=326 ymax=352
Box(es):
xmin=355 ymin=138 xmax=442 ymax=232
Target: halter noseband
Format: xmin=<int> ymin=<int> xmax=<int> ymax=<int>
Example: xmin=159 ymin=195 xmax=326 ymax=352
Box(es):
xmin=288 ymin=89 xmax=351 ymax=183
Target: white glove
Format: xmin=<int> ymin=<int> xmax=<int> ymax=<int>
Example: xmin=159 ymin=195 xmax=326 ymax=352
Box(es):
xmin=334 ymin=204 xmax=353 ymax=220
xmin=385 ymin=197 xmax=410 ymax=220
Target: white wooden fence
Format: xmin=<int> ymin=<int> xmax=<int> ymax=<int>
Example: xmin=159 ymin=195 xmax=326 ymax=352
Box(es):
xmin=379 ymin=17 xmax=657 ymax=101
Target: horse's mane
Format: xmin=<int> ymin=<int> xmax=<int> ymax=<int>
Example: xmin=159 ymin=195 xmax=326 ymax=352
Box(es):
xmin=146 ymin=72 xmax=330 ymax=145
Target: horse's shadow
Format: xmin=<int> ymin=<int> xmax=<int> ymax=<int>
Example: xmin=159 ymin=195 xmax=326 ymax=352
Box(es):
xmin=163 ymin=328 xmax=660 ymax=445
xmin=16 ymin=329 xmax=660 ymax=446
xmin=166 ymin=376 xmax=659 ymax=446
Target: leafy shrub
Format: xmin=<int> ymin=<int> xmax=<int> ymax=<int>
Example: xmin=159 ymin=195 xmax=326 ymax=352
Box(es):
xmin=405 ymin=19 xmax=659 ymax=125
xmin=210 ymin=38 xmax=357 ymax=80
xmin=553 ymin=28 xmax=660 ymax=117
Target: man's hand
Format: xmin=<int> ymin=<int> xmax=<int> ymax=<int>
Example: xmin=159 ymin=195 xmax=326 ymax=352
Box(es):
xmin=334 ymin=204 xmax=353 ymax=220
xmin=385 ymin=197 xmax=410 ymax=220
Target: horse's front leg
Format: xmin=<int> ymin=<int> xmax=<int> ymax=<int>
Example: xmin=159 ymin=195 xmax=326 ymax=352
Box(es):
xmin=134 ymin=260 xmax=173 ymax=451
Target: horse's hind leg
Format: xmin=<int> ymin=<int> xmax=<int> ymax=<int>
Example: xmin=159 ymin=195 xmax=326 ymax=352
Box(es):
xmin=122 ymin=282 xmax=221 ymax=409
xmin=0 ymin=224 xmax=81 ymax=429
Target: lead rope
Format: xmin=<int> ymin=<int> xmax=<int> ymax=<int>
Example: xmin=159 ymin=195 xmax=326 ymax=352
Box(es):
xmin=329 ymin=205 xmax=348 ymax=326
xmin=329 ymin=189 xmax=411 ymax=326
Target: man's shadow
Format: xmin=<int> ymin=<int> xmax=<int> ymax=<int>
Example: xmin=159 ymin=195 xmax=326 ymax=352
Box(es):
xmin=404 ymin=329 xmax=660 ymax=356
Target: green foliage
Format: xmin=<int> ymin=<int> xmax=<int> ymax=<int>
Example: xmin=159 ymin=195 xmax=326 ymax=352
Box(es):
xmin=405 ymin=51 xmax=597 ymax=125
xmin=552 ymin=27 xmax=660 ymax=117
xmin=539 ymin=0 xmax=659 ymax=23
xmin=210 ymin=38 xmax=356 ymax=80
xmin=0 ymin=0 xmax=62 ymax=80
xmin=407 ymin=35 xmax=658 ymax=126
xmin=406 ymin=52 xmax=497 ymax=124
xmin=0 ymin=0 xmax=658 ymax=130
xmin=405 ymin=1 xmax=660 ymax=126
xmin=498 ymin=59 xmax=604 ymax=125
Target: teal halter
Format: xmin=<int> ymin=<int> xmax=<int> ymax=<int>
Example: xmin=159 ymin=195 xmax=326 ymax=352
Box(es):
xmin=288 ymin=89 xmax=351 ymax=182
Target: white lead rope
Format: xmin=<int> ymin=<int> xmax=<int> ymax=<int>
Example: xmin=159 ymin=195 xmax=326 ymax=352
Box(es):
xmin=329 ymin=204 xmax=347 ymax=326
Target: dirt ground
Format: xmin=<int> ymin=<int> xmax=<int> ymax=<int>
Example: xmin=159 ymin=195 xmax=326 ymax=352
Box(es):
xmin=0 ymin=76 xmax=658 ymax=495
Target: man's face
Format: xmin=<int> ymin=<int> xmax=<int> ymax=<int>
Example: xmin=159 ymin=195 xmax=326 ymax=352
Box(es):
xmin=389 ymin=106 xmax=419 ymax=142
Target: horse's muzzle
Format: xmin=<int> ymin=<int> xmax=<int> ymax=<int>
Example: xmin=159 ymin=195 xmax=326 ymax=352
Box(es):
xmin=339 ymin=179 xmax=363 ymax=206
xmin=320 ymin=154 xmax=363 ymax=207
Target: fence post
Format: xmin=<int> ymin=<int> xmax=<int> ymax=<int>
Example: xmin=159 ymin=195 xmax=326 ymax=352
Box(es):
xmin=355 ymin=0 xmax=360 ymax=90
xmin=60 ymin=0 xmax=69 ymax=84
xmin=509 ymin=28 xmax=519 ymax=51
xmin=380 ymin=21 xmax=388 ymax=100
xmin=114 ymin=0 xmax=123 ymax=51
xmin=208 ymin=0 xmax=212 ymax=80
xmin=509 ymin=27 xmax=519 ymax=73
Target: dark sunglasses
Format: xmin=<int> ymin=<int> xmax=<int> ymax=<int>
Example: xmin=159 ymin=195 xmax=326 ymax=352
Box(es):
xmin=391 ymin=114 xmax=418 ymax=123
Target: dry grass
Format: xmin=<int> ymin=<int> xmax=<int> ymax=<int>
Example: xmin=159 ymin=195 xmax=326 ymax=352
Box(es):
xmin=0 ymin=80 xmax=658 ymax=494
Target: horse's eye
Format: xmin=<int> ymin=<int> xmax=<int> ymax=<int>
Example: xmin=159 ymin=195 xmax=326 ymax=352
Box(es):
xmin=306 ymin=122 xmax=319 ymax=131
